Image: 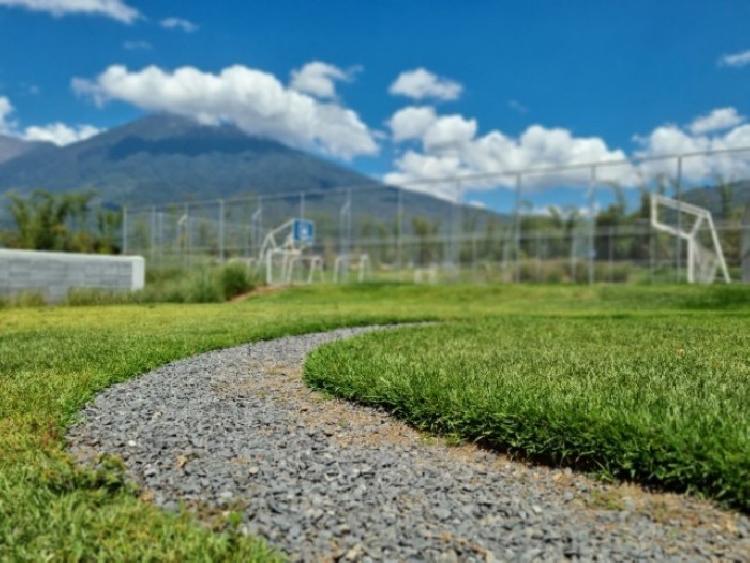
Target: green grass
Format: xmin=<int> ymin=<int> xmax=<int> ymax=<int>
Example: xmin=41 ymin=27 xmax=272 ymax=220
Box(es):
xmin=305 ymin=310 xmax=750 ymax=511
xmin=2 ymin=284 xmax=750 ymax=560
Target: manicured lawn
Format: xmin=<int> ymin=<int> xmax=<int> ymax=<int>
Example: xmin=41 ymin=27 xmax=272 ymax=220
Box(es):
xmin=306 ymin=305 xmax=750 ymax=511
xmin=2 ymin=283 xmax=749 ymax=559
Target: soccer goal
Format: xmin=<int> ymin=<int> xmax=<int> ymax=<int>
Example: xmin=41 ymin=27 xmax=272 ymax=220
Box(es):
xmin=650 ymin=194 xmax=730 ymax=284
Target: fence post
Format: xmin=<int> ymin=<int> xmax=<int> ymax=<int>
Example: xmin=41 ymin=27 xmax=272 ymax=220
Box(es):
xmin=588 ymin=166 xmax=597 ymax=285
xmin=608 ymin=225 xmax=614 ymax=282
xmin=675 ymin=156 xmax=683 ymax=282
xmin=150 ymin=205 xmax=156 ymax=260
xmin=453 ymin=180 xmax=463 ymax=274
xmin=184 ymin=202 xmax=190 ymax=268
xmin=513 ymin=173 xmax=522 ymax=282
xmin=121 ymin=205 xmax=128 ymax=255
xmin=472 ymin=231 xmax=478 ymax=283
xmin=396 ymin=186 xmax=403 ymax=278
xmin=346 ymin=188 xmax=352 ymax=253
xmin=251 ymin=196 xmax=263 ymax=258
xmin=218 ymin=199 xmax=225 ymax=262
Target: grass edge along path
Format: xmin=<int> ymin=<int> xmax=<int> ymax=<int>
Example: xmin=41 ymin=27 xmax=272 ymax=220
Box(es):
xmin=1 ymin=291 xmax=447 ymax=560
xmin=305 ymin=315 xmax=750 ymax=512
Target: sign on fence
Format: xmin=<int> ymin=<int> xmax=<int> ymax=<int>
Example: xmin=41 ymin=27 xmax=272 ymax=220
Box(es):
xmin=292 ymin=218 xmax=315 ymax=244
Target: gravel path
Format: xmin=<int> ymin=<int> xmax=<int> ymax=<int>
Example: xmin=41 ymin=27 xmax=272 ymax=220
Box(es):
xmin=68 ymin=326 xmax=750 ymax=562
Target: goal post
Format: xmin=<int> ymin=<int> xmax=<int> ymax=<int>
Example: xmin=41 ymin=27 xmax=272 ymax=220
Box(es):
xmin=650 ymin=194 xmax=730 ymax=284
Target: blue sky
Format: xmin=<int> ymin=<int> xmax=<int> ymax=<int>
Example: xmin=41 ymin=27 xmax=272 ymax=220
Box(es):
xmin=1 ymin=0 xmax=750 ymax=208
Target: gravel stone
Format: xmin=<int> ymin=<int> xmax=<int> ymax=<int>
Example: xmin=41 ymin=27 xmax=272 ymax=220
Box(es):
xmin=68 ymin=326 xmax=750 ymax=562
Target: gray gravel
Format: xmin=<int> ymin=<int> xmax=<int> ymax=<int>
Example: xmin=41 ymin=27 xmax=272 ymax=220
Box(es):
xmin=68 ymin=326 xmax=750 ymax=562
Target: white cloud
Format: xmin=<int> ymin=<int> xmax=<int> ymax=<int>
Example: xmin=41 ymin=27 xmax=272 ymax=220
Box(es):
xmin=389 ymin=107 xmax=477 ymax=152
xmin=0 ymin=0 xmax=139 ymax=23
xmin=387 ymin=102 xmax=750 ymax=200
xmin=22 ymin=122 xmax=101 ymax=145
xmin=123 ymin=39 xmax=152 ymax=51
xmin=718 ymin=49 xmax=750 ymax=68
xmin=688 ymin=107 xmax=745 ymax=134
xmin=72 ymin=64 xmax=379 ymax=159
xmin=422 ymin=114 xmax=477 ymax=153
xmin=388 ymin=68 xmax=462 ymax=101
xmin=635 ymin=116 xmax=750 ymax=183
xmin=385 ymin=106 xmax=630 ymax=200
xmin=160 ymin=17 xmax=198 ymax=33
xmin=0 ymin=95 xmax=101 ymax=145
xmin=289 ymin=61 xmax=356 ymax=99
xmin=0 ymin=96 xmax=15 ymax=134
xmin=388 ymin=106 xmax=437 ymax=141
xmin=386 ymin=151 xmax=467 ymax=200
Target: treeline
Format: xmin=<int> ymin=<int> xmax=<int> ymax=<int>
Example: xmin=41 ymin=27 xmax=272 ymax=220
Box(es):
xmin=1 ymin=189 xmax=122 ymax=254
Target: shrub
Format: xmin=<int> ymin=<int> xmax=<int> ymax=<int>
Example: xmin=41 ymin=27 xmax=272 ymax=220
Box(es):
xmin=216 ymin=262 xmax=255 ymax=300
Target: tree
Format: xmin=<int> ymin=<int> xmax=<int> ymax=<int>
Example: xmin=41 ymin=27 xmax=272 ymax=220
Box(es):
xmin=2 ymin=189 xmax=121 ymax=253
xmin=411 ymin=216 xmax=441 ymax=265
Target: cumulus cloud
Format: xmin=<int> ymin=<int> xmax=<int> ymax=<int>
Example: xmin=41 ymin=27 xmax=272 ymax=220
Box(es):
xmin=635 ymin=116 xmax=750 ymax=183
xmin=72 ymin=64 xmax=379 ymax=159
xmin=388 ymin=106 xmax=437 ymax=142
xmin=289 ymin=61 xmax=357 ymax=99
xmin=0 ymin=96 xmax=15 ymax=134
xmin=0 ymin=0 xmax=139 ymax=23
xmin=385 ymin=106 xmax=630 ymax=200
xmin=422 ymin=114 xmax=477 ymax=153
xmin=718 ymin=49 xmax=750 ymax=68
xmin=160 ymin=17 xmax=198 ymax=33
xmin=389 ymin=68 xmax=462 ymax=101
xmin=688 ymin=107 xmax=745 ymax=134
xmin=0 ymin=95 xmax=101 ymax=145
xmin=22 ymin=122 xmax=101 ymax=145
xmin=389 ymin=107 xmax=477 ymax=152
xmin=387 ymin=101 xmax=750 ymax=200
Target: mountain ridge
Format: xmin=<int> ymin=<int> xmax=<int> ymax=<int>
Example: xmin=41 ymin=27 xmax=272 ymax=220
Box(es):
xmin=0 ymin=114 xmax=382 ymax=204
xmin=0 ymin=135 xmax=54 ymax=165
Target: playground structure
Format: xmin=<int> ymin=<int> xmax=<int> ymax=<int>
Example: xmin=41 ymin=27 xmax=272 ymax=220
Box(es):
xmin=650 ymin=195 xmax=730 ymax=284
xmin=333 ymin=254 xmax=371 ymax=283
xmin=258 ymin=218 xmax=324 ymax=285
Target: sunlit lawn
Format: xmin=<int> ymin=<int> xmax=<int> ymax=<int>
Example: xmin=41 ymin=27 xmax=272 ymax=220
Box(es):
xmin=1 ymin=283 xmax=749 ymax=559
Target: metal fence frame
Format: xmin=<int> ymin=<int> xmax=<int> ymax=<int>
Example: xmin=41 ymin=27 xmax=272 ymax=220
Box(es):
xmin=118 ymin=146 xmax=750 ymax=284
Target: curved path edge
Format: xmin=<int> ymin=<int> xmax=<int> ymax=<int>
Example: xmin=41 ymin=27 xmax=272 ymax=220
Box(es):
xmin=67 ymin=326 xmax=750 ymax=562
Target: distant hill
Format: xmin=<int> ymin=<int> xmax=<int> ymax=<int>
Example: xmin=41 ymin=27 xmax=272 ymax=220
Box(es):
xmin=0 ymin=114 xmax=385 ymax=203
xmin=0 ymin=135 xmax=53 ymax=165
xmin=683 ymin=181 xmax=750 ymax=220
xmin=0 ymin=114 xmax=502 ymax=236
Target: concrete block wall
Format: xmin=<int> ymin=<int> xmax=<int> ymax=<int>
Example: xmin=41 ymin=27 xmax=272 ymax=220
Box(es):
xmin=0 ymin=249 xmax=145 ymax=302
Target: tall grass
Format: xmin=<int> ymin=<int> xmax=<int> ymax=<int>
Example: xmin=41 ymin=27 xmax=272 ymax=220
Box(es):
xmin=65 ymin=262 xmax=260 ymax=306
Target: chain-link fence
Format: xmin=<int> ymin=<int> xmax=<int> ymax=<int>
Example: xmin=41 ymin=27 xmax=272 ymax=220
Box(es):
xmin=119 ymin=147 xmax=750 ymax=284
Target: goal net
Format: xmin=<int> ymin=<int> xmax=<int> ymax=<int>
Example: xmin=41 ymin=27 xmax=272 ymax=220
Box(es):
xmin=650 ymin=194 xmax=730 ymax=284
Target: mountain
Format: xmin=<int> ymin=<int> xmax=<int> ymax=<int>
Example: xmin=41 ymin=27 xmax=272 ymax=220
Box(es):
xmin=0 ymin=114 xmax=502 ymax=238
xmin=0 ymin=114 xmax=383 ymax=203
xmin=683 ymin=181 xmax=750 ymax=219
xmin=0 ymin=135 xmax=53 ymax=165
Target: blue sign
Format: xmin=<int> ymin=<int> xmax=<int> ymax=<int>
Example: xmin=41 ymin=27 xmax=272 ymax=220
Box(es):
xmin=292 ymin=218 xmax=315 ymax=243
